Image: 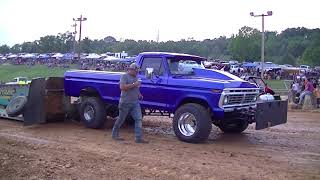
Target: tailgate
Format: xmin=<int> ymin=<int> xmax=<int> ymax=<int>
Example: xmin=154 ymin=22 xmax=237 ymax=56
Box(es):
xmin=255 ymin=100 xmax=288 ymax=130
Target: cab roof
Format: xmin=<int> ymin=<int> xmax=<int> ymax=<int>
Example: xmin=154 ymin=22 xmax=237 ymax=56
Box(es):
xmin=138 ymin=52 xmax=207 ymax=61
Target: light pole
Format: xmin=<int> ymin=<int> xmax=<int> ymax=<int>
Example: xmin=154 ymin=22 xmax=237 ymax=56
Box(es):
xmin=73 ymin=15 xmax=87 ymax=60
xmin=71 ymin=22 xmax=77 ymax=56
xmin=250 ymin=11 xmax=273 ymax=79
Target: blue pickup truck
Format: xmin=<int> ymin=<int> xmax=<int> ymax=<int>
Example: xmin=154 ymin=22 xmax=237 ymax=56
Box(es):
xmin=64 ymin=52 xmax=287 ymax=143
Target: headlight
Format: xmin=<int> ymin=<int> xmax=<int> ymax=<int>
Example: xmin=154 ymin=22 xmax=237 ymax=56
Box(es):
xmin=223 ymin=96 xmax=228 ymax=104
xmin=253 ymin=95 xmax=257 ymax=102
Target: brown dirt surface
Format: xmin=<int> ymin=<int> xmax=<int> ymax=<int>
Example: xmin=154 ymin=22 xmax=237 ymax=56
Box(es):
xmin=0 ymin=112 xmax=320 ymax=180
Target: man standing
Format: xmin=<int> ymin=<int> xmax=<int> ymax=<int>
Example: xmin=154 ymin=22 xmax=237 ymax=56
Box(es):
xmin=290 ymin=81 xmax=301 ymax=103
xmin=112 ymin=63 xmax=148 ymax=143
xmin=298 ymin=78 xmax=315 ymax=105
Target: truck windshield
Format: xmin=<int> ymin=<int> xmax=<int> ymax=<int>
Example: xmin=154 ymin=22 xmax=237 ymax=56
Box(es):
xmin=167 ymin=59 xmax=204 ymax=75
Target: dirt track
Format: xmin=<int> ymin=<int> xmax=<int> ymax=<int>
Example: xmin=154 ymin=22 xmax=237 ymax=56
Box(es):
xmin=0 ymin=112 xmax=320 ymax=180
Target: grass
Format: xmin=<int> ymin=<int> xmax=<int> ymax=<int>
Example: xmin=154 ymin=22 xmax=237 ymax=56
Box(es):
xmin=0 ymin=64 xmax=73 ymax=82
xmin=265 ymin=79 xmax=292 ymax=90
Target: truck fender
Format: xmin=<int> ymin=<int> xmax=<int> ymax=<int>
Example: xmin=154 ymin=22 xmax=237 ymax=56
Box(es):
xmin=176 ymin=96 xmax=210 ymax=111
xmin=80 ymin=87 xmax=101 ymax=97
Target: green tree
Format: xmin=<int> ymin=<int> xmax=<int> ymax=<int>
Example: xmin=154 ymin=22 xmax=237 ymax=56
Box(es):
xmin=10 ymin=44 xmax=22 ymax=53
xmin=302 ymin=46 xmax=320 ymax=66
xmin=0 ymin=45 xmax=10 ymax=54
xmin=228 ymin=26 xmax=260 ymax=61
xmin=1 ymin=27 xmax=320 ymax=65
xmin=80 ymin=37 xmax=92 ymax=53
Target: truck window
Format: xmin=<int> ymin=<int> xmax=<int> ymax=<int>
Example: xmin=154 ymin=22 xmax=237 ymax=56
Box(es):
xmin=140 ymin=57 xmax=164 ymax=76
xmin=167 ymin=58 xmax=204 ymax=75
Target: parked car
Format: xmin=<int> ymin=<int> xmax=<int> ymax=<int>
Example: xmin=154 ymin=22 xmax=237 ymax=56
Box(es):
xmin=229 ymin=64 xmax=244 ymax=73
xmin=229 ymin=60 xmax=239 ymax=64
xmin=299 ymin=65 xmax=311 ymax=72
xmin=5 ymin=77 xmax=31 ymax=85
xmin=178 ymin=60 xmax=205 ymax=73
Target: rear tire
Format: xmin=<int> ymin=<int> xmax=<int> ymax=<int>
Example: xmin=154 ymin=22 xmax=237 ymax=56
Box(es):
xmin=80 ymin=97 xmax=106 ymax=129
xmin=173 ymin=103 xmax=212 ymax=143
xmin=218 ymin=120 xmax=248 ymax=133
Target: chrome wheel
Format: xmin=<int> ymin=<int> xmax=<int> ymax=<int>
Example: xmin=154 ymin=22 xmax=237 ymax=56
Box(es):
xmin=83 ymin=105 xmax=94 ymax=122
xmin=178 ymin=112 xmax=197 ymax=136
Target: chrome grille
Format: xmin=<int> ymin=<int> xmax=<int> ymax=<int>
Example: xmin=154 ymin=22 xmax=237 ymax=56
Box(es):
xmin=220 ymin=88 xmax=260 ymax=108
xmin=228 ymin=89 xmax=258 ymax=93
xmin=228 ymin=94 xmax=243 ymax=104
xmin=244 ymin=94 xmax=256 ymax=103
xmin=225 ymin=93 xmax=257 ymax=105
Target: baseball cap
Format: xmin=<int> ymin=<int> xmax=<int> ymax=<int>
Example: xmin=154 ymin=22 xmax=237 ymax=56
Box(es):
xmin=128 ymin=63 xmax=140 ymax=71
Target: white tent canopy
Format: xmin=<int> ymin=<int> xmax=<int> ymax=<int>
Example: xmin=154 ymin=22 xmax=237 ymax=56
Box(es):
xmin=21 ymin=53 xmax=36 ymax=58
xmin=100 ymin=53 xmax=108 ymax=57
xmin=7 ymin=54 xmax=18 ymax=58
xmin=103 ymin=56 xmax=118 ymax=61
xmin=85 ymin=53 xmax=101 ymax=59
xmin=52 ymin=53 xmax=64 ymax=58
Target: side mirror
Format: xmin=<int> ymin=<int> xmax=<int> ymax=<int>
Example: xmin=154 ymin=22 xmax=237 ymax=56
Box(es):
xmin=145 ymin=68 xmax=154 ymax=79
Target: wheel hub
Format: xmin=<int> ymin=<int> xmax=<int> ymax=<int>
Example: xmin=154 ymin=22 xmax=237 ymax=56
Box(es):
xmin=83 ymin=105 xmax=94 ymax=122
xmin=178 ymin=112 xmax=197 ymax=136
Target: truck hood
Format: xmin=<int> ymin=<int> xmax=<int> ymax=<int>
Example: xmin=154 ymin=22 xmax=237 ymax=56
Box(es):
xmin=169 ymin=68 xmax=257 ymax=90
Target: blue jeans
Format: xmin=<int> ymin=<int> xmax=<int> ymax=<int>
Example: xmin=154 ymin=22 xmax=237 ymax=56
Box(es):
xmin=298 ymin=91 xmax=313 ymax=105
xmin=112 ymin=102 xmax=143 ymax=140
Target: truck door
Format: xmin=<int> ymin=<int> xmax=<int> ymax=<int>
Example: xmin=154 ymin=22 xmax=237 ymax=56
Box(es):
xmin=138 ymin=56 xmax=168 ymax=109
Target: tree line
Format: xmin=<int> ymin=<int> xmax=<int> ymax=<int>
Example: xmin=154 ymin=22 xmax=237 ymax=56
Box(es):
xmin=0 ymin=26 xmax=319 ymax=66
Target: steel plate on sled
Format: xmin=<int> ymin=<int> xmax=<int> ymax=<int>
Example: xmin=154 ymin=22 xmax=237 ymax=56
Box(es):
xmin=255 ymin=100 xmax=288 ymax=130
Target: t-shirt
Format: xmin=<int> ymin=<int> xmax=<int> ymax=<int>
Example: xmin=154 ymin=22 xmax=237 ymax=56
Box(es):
xmin=292 ymin=83 xmax=300 ymax=92
xmin=305 ymin=82 xmax=315 ymax=92
xmin=119 ymin=73 xmax=140 ymax=103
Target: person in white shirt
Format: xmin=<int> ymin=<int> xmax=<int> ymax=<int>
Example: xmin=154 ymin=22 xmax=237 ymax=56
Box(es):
xmin=290 ymin=81 xmax=301 ymax=103
xmin=292 ymin=82 xmax=300 ymax=93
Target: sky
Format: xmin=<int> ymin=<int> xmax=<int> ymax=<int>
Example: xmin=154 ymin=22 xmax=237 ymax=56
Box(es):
xmin=0 ymin=0 xmax=319 ymax=46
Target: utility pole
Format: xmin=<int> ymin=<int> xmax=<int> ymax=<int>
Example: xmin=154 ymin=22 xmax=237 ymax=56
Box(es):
xmin=261 ymin=15 xmax=265 ymax=79
xmin=156 ymin=29 xmax=159 ymax=43
xmin=71 ymin=22 xmax=77 ymax=56
xmin=250 ymin=11 xmax=273 ymax=79
xmin=73 ymin=15 xmax=87 ymax=60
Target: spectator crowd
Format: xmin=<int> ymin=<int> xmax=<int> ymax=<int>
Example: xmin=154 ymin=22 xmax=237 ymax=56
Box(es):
xmin=0 ymin=56 xmax=134 ymax=72
xmin=1 ymin=54 xmax=319 ymax=83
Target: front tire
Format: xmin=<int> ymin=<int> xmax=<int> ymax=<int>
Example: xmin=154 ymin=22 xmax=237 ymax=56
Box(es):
xmin=173 ymin=103 xmax=212 ymax=143
xmin=218 ymin=120 xmax=248 ymax=133
xmin=80 ymin=97 xmax=106 ymax=129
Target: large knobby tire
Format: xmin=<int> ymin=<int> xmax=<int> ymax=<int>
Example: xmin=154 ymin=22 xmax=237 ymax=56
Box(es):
xmin=6 ymin=96 xmax=28 ymax=117
xmin=218 ymin=120 xmax=249 ymax=133
xmin=80 ymin=97 xmax=106 ymax=129
xmin=173 ymin=103 xmax=212 ymax=143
